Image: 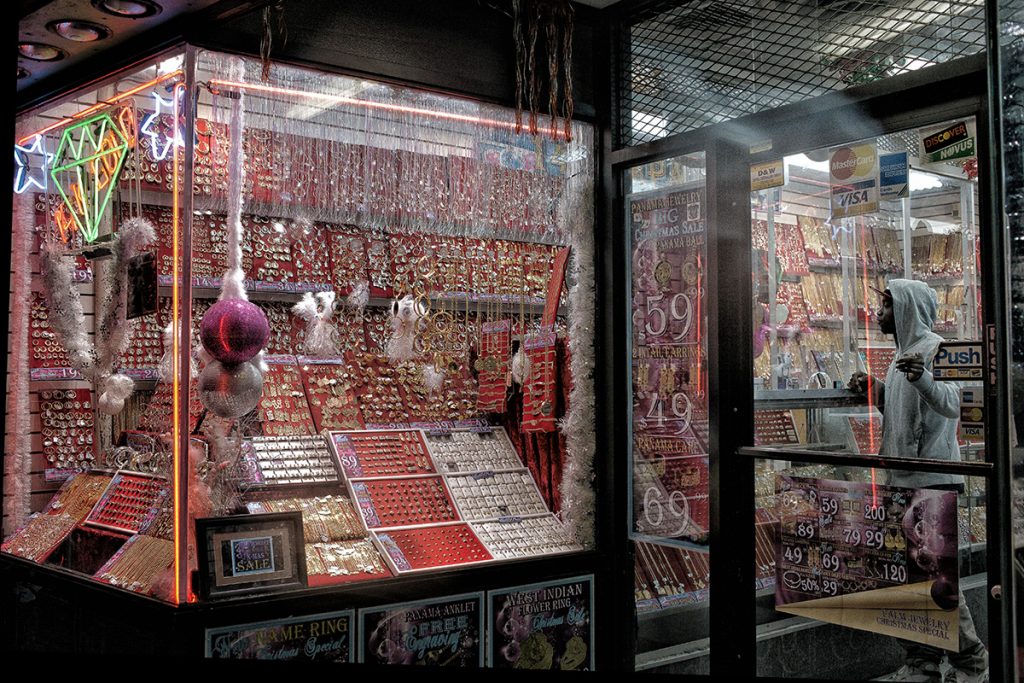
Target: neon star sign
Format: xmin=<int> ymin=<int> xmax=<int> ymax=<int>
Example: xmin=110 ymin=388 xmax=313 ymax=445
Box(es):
xmin=50 ymin=112 xmax=130 ymax=244
xmin=13 ymin=134 xmax=54 ymax=194
xmin=140 ymin=90 xmax=184 ymax=162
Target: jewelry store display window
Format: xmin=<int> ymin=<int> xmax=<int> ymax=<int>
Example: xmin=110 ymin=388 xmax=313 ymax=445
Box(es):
xmin=4 ymin=48 xmax=597 ymax=607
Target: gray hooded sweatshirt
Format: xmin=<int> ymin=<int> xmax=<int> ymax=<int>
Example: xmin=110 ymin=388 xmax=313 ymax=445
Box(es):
xmin=878 ymin=279 xmax=962 ymax=488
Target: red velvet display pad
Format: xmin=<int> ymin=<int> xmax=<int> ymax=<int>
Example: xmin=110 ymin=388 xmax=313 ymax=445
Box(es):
xmin=85 ymin=472 xmax=169 ymax=535
xmin=475 ymin=320 xmax=510 ymax=413
xmin=326 ymin=229 xmax=368 ymax=297
xmin=350 ymin=476 xmax=459 ymax=529
xmin=298 ymin=359 xmax=365 ymax=432
xmin=521 ymin=330 xmax=558 ymax=433
xmin=542 ymin=246 xmax=571 ymax=327
xmin=257 ymin=356 xmax=317 ymax=437
xmin=248 ymin=216 xmax=298 ymax=283
xmin=343 ymin=351 xmax=412 ymax=424
xmin=136 ymin=378 xmax=203 ymax=434
xmin=333 ymin=429 xmax=435 ymax=479
xmin=848 ymin=414 xmax=883 ymax=455
xmin=374 ymin=523 xmax=492 ymax=572
xmin=862 ymin=346 xmax=897 ymax=379
xmin=29 ymin=292 xmax=72 ymax=370
xmin=775 ymin=281 xmax=810 ymax=329
xmin=365 ymin=237 xmax=394 ymax=299
xmin=754 ymin=409 xmax=800 ymax=446
xmin=503 ymin=337 xmax=572 ymax=511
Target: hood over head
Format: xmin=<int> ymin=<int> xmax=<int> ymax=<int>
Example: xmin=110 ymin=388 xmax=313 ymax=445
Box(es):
xmin=887 ymin=278 xmax=941 ymax=354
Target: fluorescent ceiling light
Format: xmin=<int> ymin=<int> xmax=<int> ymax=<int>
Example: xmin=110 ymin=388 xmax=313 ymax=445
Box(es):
xmin=631 ymin=111 xmax=668 ymax=138
xmin=909 ymin=170 xmax=943 ymax=191
xmin=787 ymin=153 xmax=829 ymax=173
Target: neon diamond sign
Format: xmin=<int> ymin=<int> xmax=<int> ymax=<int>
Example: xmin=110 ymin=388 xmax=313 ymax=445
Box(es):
xmin=50 ymin=112 xmax=130 ymax=244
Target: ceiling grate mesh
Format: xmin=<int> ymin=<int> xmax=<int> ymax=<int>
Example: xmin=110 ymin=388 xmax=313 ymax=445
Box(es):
xmin=616 ymin=0 xmax=987 ymax=148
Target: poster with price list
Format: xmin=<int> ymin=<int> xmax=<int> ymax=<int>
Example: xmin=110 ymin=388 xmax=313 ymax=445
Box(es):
xmin=774 ymin=475 xmax=960 ymax=650
xmin=628 ymin=185 xmax=708 ymax=544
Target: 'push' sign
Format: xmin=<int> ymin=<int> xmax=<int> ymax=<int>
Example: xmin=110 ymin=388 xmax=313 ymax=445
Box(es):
xmin=932 ymin=341 xmax=983 ymax=380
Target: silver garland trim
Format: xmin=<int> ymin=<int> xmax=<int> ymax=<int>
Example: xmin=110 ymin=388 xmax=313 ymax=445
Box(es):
xmin=4 ymin=191 xmax=35 ymax=529
xmin=557 ymin=132 xmax=597 ymax=548
xmin=40 ymin=219 xmax=156 ymax=398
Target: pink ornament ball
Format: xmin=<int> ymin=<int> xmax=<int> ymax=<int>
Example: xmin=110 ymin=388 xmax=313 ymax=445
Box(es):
xmin=200 ymin=299 xmax=269 ymax=364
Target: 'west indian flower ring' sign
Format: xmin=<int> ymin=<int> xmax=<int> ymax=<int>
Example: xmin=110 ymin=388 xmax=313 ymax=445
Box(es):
xmin=50 ymin=112 xmax=130 ymax=244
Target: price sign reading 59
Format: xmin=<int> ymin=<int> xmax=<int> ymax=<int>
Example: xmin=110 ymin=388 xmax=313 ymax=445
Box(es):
xmin=644 ymin=292 xmax=693 ymax=342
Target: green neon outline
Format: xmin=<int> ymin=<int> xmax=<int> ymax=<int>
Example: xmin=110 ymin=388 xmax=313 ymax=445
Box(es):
xmin=49 ymin=112 xmax=130 ymax=244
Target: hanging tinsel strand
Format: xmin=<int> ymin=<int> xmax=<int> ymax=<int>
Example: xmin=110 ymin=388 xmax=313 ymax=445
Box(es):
xmin=560 ymin=3 xmax=574 ymax=140
xmin=512 ymin=0 xmax=525 ymax=133
xmin=546 ymin=12 xmax=559 ymax=134
xmin=511 ymin=0 xmax=574 ymax=140
xmin=526 ymin=2 xmax=541 ymax=135
xmin=260 ymin=1 xmax=288 ymax=82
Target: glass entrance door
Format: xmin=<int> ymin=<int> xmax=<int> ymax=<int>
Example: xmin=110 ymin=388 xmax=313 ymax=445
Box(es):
xmin=749 ymin=117 xmax=994 ymax=680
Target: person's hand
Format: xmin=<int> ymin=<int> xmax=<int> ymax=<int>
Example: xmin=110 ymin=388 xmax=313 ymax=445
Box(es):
xmin=848 ymin=372 xmax=870 ymax=393
xmin=848 ymin=371 xmax=884 ymax=406
xmin=895 ymin=353 xmax=924 ymax=382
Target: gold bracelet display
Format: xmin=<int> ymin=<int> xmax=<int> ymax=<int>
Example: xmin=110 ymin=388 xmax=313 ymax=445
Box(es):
xmin=52 ymin=473 xmax=114 ymax=520
xmin=255 ymin=495 xmax=365 ymax=543
xmin=1 ymin=512 xmax=78 ymax=562
xmin=308 ymin=540 xmax=389 ymax=577
xmin=96 ymin=535 xmax=174 ymax=594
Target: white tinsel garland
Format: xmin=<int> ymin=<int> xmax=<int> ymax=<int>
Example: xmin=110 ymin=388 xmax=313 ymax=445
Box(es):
xmin=557 ymin=166 xmax=597 ymax=549
xmin=4 ymin=190 xmax=35 ymax=529
xmin=40 ymin=243 xmax=96 ymax=375
xmin=221 ymin=56 xmax=248 ymax=302
xmin=292 ymin=291 xmax=340 ymax=356
xmin=387 ymin=294 xmax=423 ymax=364
xmin=40 ymin=218 xmax=156 ymax=413
xmin=510 ymin=347 xmax=531 ymax=385
xmin=422 ymin=363 xmax=446 ymax=393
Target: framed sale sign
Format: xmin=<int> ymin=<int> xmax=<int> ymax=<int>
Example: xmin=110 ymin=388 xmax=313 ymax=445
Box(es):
xmin=628 ymin=184 xmax=709 ymax=545
xmin=774 ymin=475 xmax=960 ymax=651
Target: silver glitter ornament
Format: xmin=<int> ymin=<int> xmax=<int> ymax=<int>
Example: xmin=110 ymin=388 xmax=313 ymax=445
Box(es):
xmin=199 ymin=360 xmax=264 ymax=419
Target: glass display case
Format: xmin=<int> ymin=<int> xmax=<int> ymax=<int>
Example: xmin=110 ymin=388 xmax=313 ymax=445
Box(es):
xmin=4 ymin=47 xmax=597 ymax=611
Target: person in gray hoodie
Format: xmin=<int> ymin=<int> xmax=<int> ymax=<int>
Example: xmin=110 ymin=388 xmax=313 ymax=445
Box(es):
xmin=849 ymin=279 xmax=988 ymax=683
